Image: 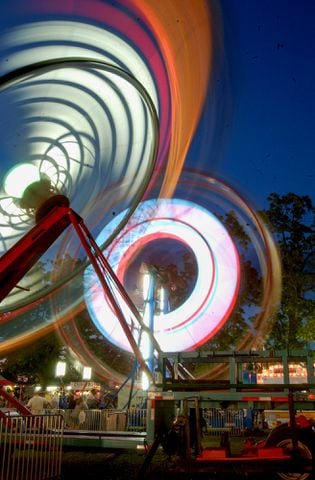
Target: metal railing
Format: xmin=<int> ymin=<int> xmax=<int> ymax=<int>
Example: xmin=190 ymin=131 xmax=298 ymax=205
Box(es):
xmin=52 ymin=407 xmax=244 ymax=436
xmin=0 ymin=413 xmax=64 ymax=480
xmin=126 ymin=408 xmax=147 ymax=432
xmin=52 ymin=408 xmax=147 ymax=432
xmin=203 ymin=408 xmax=244 ymax=436
xmin=59 ymin=408 xmax=129 ymax=431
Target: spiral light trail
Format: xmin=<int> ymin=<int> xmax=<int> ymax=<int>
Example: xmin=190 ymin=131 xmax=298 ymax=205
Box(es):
xmin=55 ymin=171 xmax=281 ymax=383
xmin=0 ymin=2 xmax=282 ymax=384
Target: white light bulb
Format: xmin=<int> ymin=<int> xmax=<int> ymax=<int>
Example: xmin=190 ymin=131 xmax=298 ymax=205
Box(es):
xmin=4 ymin=163 xmax=41 ymax=198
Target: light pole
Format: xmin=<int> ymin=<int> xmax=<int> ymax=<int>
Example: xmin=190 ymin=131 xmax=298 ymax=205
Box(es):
xmin=140 ymin=264 xmax=156 ymax=391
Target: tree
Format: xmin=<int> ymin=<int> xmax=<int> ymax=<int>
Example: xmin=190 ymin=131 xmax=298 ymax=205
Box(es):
xmin=0 ymin=330 xmax=63 ymax=387
xmin=0 ymin=254 xmax=86 ymax=387
xmin=1 ymin=193 xmax=314 ymax=385
xmin=261 ymin=193 xmax=315 ymax=349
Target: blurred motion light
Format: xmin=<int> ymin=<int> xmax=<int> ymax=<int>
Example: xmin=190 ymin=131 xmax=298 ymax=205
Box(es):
xmin=85 ymin=198 xmax=240 ymax=352
xmin=0 ymin=58 xmax=159 ymax=314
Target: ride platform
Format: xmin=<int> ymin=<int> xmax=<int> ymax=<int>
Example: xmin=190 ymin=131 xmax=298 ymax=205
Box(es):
xmin=62 ymin=429 xmax=146 ymax=450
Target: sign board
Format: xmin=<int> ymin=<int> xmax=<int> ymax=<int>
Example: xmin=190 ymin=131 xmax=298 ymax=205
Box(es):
xmin=70 ymin=381 xmax=100 ymax=391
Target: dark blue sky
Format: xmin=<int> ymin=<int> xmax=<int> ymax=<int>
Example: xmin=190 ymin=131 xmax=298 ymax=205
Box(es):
xmin=0 ymin=0 xmax=313 ymax=371
xmin=188 ymin=0 xmax=315 ymax=209
xmin=0 ymin=0 xmax=314 ymax=212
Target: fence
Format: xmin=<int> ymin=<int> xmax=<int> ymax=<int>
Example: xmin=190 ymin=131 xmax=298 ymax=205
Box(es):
xmin=0 ymin=413 xmax=64 ymax=480
xmin=59 ymin=408 xmax=146 ymax=432
xmin=126 ymin=408 xmax=147 ymax=432
xmin=60 ymin=408 xmax=129 ymax=431
xmin=58 ymin=407 xmax=244 ymax=436
xmin=53 ymin=408 xmax=244 ymax=436
xmin=203 ymin=408 xmax=244 ymax=436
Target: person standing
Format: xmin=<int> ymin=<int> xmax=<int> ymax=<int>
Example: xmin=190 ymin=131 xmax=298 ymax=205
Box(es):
xmin=70 ymin=396 xmax=88 ymax=428
xmin=86 ymin=389 xmax=100 ymax=409
xmin=27 ymin=391 xmax=50 ymax=414
xmin=50 ymin=391 xmax=61 ymax=410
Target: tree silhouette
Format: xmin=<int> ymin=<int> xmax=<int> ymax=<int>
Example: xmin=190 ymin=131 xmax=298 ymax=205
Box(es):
xmin=1 ymin=193 xmax=314 ymax=385
xmin=260 ymin=193 xmax=315 ymax=349
xmin=1 ymin=331 xmax=62 ymax=387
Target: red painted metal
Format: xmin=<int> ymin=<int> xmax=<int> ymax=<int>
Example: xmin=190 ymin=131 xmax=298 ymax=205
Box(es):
xmin=0 ymin=204 xmax=71 ymax=303
xmin=0 ymin=200 xmax=151 ymax=381
xmin=0 ymin=386 xmax=32 ymax=415
xmin=68 ymin=209 xmax=153 ymax=382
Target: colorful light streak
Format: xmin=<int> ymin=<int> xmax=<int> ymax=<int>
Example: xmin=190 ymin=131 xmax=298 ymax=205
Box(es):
xmin=0 ymin=59 xmax=158 ymax=310
xmin=0 ymin=170 xmax=279 ymax=384
xmin=84 ymin=198 xmax=240 ymax=352
xmin=0 ymin=3 xmax=282 ymax=384
xmin=0 ymin=170 xmax=282 ymax=385
xmin=0 ymin=0 xmax=213 ymax=314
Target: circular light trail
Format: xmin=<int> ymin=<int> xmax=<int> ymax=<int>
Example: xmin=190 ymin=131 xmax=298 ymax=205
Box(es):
xmin=0 ymin=58 xmax=159 ymax=311
xmin=84 ymin=198 xmax=240 ymax=352
xmin=0 ymin=1 xmax=215 ymax=376
xmin=0 ymin=4 xmax=282 ymax=385
xmin=51 ymin=170 xmax=281 ymax=383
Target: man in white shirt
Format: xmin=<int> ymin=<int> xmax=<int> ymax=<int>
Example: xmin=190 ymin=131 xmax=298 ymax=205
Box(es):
xmin=27 ymin=391 xmax=50 ymax=414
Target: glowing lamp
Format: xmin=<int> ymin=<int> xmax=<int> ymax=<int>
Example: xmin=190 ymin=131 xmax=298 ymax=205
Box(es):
xmin=142 ymin=272 xmax=150 ymax=298
xmin=82 ymin=366 xmax=92 ymax=381
xmin=4 ymin=162 xmax=69 ymax=222
xmin=55 ymin=361 xmax=66 ymax=378
xmin=46 ymin=386 xmax=58 ymax=392
xmin=4 ymin=163 xmax=41 ymax=197
xmin=141 ymin=371 xmax=150 ymax=391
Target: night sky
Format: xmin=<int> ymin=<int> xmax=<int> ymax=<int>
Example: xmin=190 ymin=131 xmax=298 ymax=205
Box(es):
xmin=0 ymin=1 xmax=314 ymax=209
xmin=188 ymin=0 xmax=315 ymax=208
xmin=0 ymin=1 xmax=313 ymax=370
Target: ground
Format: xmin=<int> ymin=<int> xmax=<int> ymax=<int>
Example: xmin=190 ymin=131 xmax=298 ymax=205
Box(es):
xmin=61 ymin=448 xmax=182 ymax=479
xmin=60 ymin=435 xmax=271 ymax=480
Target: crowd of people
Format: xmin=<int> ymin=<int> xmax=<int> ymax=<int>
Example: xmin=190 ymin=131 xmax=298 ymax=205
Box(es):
xmin=0 ymin=385 xmax=122 ymax=431
xmin=0 ymin=386 xmax=117 ymax=414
